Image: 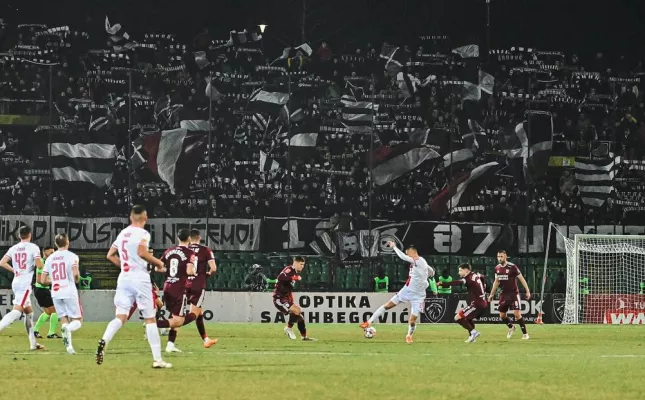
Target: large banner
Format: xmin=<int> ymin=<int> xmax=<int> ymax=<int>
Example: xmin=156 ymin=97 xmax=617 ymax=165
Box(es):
xmin=584 ymin=294 xmax=645 ymax=324
xmin=0 ymin=290 xmax=563 ymax=323
xmin=0 ymin=216 xmax=261 ymax=250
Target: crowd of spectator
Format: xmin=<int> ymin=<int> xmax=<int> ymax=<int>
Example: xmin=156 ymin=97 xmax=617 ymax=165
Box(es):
xmin=0 ymin=19 xmax=644 ymax=225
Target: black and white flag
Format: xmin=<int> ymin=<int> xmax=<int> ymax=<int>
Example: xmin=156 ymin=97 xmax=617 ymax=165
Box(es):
xmin=48 ymin=132 xmax=116 ymax=187
xmin=259 ymin=151 xmax=280 ymax=174
xmin=575 ymin=157 xmax=619 ymax=207
xmin=341 ymin=95 xmax=378 ymax=133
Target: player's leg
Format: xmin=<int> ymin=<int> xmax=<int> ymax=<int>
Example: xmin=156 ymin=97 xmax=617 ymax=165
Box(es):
xmin=136 ymin=283 xmax=171 ymax=368
xmin=406 ymin=298 xmax=424 ymax=343
xmin=360 ymin=297 xmax=399 ymax=328
xmin=62 ymin=298 xmax=83 ymax=354
xmin=97 ymin=284 xmax=133 ymax=364
xmin=497 ymin=296 xmax=516 ymax=337
xmin=514 ymin=305 xmax=529 ymax=339
xmin=189 ymin=289 xmax=217 ymax=347
xmin=159 ymin=293 xmax=187 ymax=353
xmin=0 ymin=286 xmax=30 ymax=332
xmin=33 ymin=290 xmax=52 ymax=337
xmin=22 ymin=303 xmax=43 ymax=350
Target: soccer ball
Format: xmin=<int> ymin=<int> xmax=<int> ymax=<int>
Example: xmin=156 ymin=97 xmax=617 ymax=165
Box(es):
xmin=364 ymin=327 xmax=376 ymax=339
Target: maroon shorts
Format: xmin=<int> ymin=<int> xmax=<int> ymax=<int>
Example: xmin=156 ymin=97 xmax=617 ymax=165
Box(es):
xmin=498 ymin=293 xmax=521 ymax=313
xmin=273 ymin=295 xmax=294 ymax=315
xmin=458 ymin=300 xmax=487 ymax=320
xmin=164 ymin=285 xmax=188 ymax=317
xmin=186 ymin=286 xmax=206 ymax=308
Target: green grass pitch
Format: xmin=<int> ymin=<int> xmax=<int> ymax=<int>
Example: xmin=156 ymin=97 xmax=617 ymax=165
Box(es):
xmin=0 ymin=323 xmax=643 ymax=400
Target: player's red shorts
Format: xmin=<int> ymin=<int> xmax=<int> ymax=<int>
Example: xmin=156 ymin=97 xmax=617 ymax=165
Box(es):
xmin=164 ymin=284 xmax=187 ymax=317
xmin=458 ymin=299 xmax=487 ymax=320
xmin=498 ymin=293 xmax=521 ymax=313
xmin=273 ymin=294 xmax=294 ymax=315
xmin=186 ymin=286 xmax=206 ymax=308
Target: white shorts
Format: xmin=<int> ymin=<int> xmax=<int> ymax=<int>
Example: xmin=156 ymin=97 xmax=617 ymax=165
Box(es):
xmin=53 ymin=297 xmax=83 ymax=319
xmin=12 ymin=284 xmax=32 ymax=308
xmin=114 ymin=279 xmax=155 ymax=319
xmin=390 ymin=287 xmax=426 ymax=317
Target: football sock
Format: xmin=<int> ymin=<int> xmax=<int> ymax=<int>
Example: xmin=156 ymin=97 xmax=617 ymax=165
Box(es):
xmin=68 ymin=320 xmax=82 ymax=332
xmin=102 ymin=318 xmax=123 ymax=344
xmin=368 ymin=306 xmax=387 ymax=324
xmin=296 ymin=315 xmax=306 ymax=337
xmin=127 ymin=306 xmax=138 ymax=320
xmin=0 ymin=309 xmax=21 ymax=331
xmin=157 ymin=319 xmax=170 ymax=328
xmin=24 ymin=313 xmax=37 ymax=347
xmin=48 ymin=313 xmax=59 ymax=335
xmin=182 ymin=312 xmax=197 ymax=326
xmin=287 ymin=313 xmax=298 ymax=328
xmin=457 ymin=318 xmax=474 ymax=333
xmin=145 ymin=323 xmax=162 ymax=361
xmin=503 ymin=317 xmax=513 ymax=329
xmin=34 ymin=313 xmax=49 ymax=332
xmin=196 ymin=314 xmax=207 ymax=339
xmin=517 ymin=317 xmax=527 ymax=334
xmin=168 ymin=328 xmax=177 ymax=343
xmin=407 ymin=323 xmax=416 ymax=336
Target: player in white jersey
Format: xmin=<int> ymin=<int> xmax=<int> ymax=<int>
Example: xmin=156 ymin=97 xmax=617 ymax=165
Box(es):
xmin=0 ymin=226 xmax=45 ymax=350
xmin=96 ymin=205 xmax=171 ymax=369
xmin=360 ymin=242 xmax=434 ymax=343
xmin=41 ymin=233 xmax=82 ymax=354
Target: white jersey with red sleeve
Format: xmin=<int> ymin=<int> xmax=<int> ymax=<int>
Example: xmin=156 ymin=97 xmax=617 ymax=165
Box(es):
xmin=393 ymin=247 xmax=434 ymax=295
xmin=4 ymin=241 xmax=41 ymax=289
xmin=111 ymin=226 xmax=152 ymax=283
xmin=43 ymin=250 xmax=80 ymax=300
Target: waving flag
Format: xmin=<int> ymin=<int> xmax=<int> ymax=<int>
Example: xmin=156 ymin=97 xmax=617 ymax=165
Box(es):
xmin=575 ymin=157 xmax=619 ymax=207
xmin=49 ymin=132 xmax=116 ymax=187
xmin=370 ymin=144 xmax=441 ymax=186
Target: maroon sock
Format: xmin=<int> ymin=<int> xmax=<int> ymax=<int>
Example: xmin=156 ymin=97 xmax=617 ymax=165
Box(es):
xmin=182 ymin=312 xmax=197 ymax=326
xmin=157 ymin=319 xmax=170 ymax=329
xmin=457 ymin=318 xmax=473 ymax=333
xmin=517 ymin=317 xmax=528 ymax=334
xmin=296 ymin=315 xmax=306 ymax=337
xmin=287 ymin=313 xmax=298 ymax=329
xmin=128 ymin=306 xmax=138 ymax=320
xmin=168 ymin=328 xmax=177 ymax=343
xmin=502 ymin=317 xmax=513 ymax=329
xmin=196 ymin=314 xmax=207 ymax=339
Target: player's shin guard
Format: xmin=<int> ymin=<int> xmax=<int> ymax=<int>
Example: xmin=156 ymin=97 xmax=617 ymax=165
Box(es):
xmin=502 ymin=317 xmax=513 ymax=329
xmin=182 ymin=312 xmax=197 ymax=326
xmin=368 ymin=306 xmax=387 ymax=324
xmin=34 ymin=312 xmax=49 ymax=332
xmin=145 ymin=323 xmax=163 ymax=361
xmin=517 ymin=317 xmax=527 ymax=334
xmin=48 ymin=313 xmax=59 ymax=335
xmin=24 ymin=313 xmax=37 ymax=348
xmin=67 ymin=320 xmax=82 ymax=332
xmin=0 ymin=309 xmax=21 ymax=331
xmin=457 ymin=318 xmax=473 ymax=333
xmin=296 ymin=315 xmax=307 ymax=337
xmin=195 ymin=314 xmax=207 ymax=339
xmin=287 ymin=313 xmax=298 ymax=328
xmin=407 ymin=323 xmax=416 ymax=337
xmin=102 ymin=318 xmax=123 ymax=344
xmin=168 ymin=328 xmax=177 ymax=343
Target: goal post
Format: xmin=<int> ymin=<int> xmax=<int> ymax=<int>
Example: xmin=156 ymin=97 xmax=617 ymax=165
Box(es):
xmin=545 ymin=227 xmax=645 ymax=324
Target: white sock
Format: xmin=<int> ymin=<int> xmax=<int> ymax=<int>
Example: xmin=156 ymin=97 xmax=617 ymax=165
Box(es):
xmin=145 ymin=323 xmax=162 ymax=361
xmin=368 ymin=306 xmax=387 ymax=324
xmin=407 ymin=324 xmax=416 ymax=336
xmin=24 ymin=313 xmax=37 ymax=347
xmin=68 ymin=320 xmax=82 ymax=332
xmin=0 ymin=309 xmax=22 ymax=331
xmin=102 ymin=318 xmax=123 ymax=344
xmin=203 ymin=337 xmax=210 ymax=343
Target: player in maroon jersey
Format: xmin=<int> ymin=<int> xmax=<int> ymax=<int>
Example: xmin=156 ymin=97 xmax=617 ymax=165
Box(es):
xmin=487 ymin=250 xmax=531 ymax=340
xmin=437 ymin=263 xmax=488 ymax=343
xmin=155 ymin=229 xmax=197 ymax=352
xmin=273 ymin=256 xmax=315 ymax=341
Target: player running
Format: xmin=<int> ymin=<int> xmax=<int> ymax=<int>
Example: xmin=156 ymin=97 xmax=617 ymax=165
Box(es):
xmin=97 ymin=205 xmax=172 ymax=368
xmin=155 ymin=229 xmax=197 ymax=353
xmin=487 ymin=250 xmax=531 ymax=340
xmin=169 ymin=229 xmax=219 ymax=349
xmin=273 ymin=256 xmax=315 ymax=341
xmin=33 ymin=246 xmax=61 ymax=339
xmin=360 ymin=242 xmax=434 ymax=343
xmin=0 ymin=226 xmax=45 ymax=350
xmin=437 ymin=263 xmax=487 ymax=343
xmin=41 ymin=234 xmax=82 ymax=354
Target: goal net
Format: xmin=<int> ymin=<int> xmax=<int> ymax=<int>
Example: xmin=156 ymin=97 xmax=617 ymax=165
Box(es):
xmin=558 ymin=232 xmax=645 ymax=324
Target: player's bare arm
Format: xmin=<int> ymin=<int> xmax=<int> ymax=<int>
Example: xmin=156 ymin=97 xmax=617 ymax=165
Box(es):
xmin=73 ymin=263 xmax=80 ymax=283
xmin=518 ymin=274 xmax=531 ymax=300
xmin=35 ymin=256 xmax=43 ymax=270
xmin=138 ymin=242 xmax=164 ymax=269
xmin=0 ymin=255 xmax=13 ymax=274
xmin=106 ymin=246 xmax=120 ymax=268
xmin=207 ymin=259 xmax=216 ymax=275
xmin=488 ymin=277 xmax=500 ymax=303
xmin=40 ymin=271 xmax=52 ymax=286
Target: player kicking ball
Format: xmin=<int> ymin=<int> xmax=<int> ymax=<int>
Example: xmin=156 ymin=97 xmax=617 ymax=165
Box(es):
xmin=436 ymin=263 xmax=487 ymax=343
xmin=487 ymin=250 xmax=531 ymax=340
xmin=272 ymin=256 xmax=315 ymax=341
xmin=41 ymin=234 xmax=83 ymax=354
xmin=360 ymin=242 xmax=434 ymax=343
